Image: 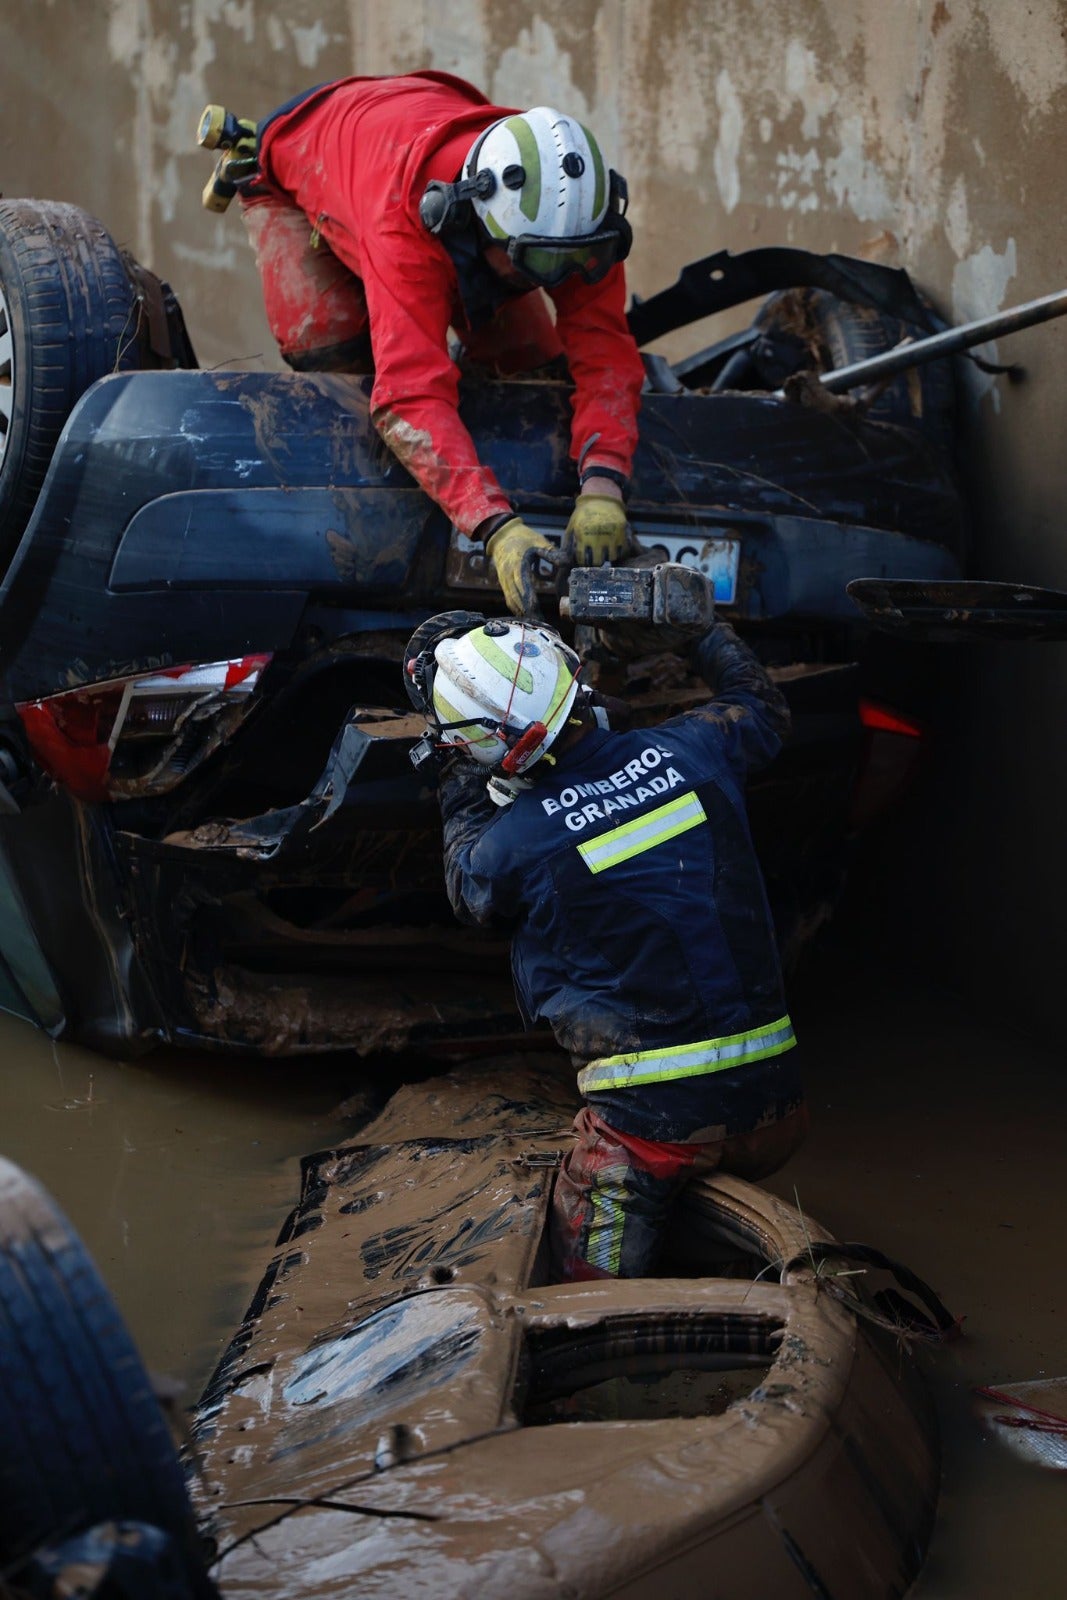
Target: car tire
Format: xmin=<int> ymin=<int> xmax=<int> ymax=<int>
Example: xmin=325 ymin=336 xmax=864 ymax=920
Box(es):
xmin=0 ymin=199 xmax=194 ymax=571
xmin=759 ymin=286 xmax=957 ymax=452
xmin=0 ymin=1156 xmax=209 ymax=1584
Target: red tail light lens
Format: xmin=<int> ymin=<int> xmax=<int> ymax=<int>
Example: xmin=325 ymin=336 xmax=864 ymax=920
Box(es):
xmin=17 ymin=655 xmax=271 ymax=802
xmin=858 ymin=698 xmax=924 ymax=739
xmin=849 ymin=697 xmax=926 ymax=831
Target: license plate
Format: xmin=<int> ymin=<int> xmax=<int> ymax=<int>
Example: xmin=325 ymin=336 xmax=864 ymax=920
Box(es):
xmin=695 ymin=538 xmax=741 ymax=605
xmin=636 ymin=532 xmax=740 ymax=606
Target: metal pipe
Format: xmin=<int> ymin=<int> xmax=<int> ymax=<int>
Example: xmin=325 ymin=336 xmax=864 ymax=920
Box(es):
xmin=779 ymin=287 xmax=1067 ymax=395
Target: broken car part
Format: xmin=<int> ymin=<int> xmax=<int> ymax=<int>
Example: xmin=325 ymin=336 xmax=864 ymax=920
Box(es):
xmin=16 ymin=655 xmax=272 ymax=803
xmin=847 ymin=578 xmax=1067 ymax=642
xmin=805 ymin=286 xmax=1067 ymax=398
xmin=625 ymin=246 xmax=942 ymax=348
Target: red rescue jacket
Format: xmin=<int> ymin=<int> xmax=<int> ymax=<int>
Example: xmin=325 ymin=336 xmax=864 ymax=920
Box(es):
xmin=258 ymin=73 xmax=645 ymax=534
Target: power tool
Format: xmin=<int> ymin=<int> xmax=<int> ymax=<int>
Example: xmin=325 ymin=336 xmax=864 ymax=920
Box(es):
xmin=561 ymin=562 xmax=715 ymax=628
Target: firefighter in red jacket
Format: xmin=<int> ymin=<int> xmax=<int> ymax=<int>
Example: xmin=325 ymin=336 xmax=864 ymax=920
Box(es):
xmin=235 ymin=72 xmax=646 ymax=615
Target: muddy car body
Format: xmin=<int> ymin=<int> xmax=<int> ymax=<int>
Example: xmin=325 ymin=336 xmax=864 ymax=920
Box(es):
xmin=0 ymin=204 xmax=965 ymax=1055
xmin=192 ymin=1058 xmax=944 ymax=1599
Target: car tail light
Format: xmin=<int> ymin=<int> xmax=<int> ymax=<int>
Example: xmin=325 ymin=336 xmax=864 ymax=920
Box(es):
xmin=848 ymin=696 xmax=926 ymax=832
xmin=16 ymin=655 xmax=271 ymax=802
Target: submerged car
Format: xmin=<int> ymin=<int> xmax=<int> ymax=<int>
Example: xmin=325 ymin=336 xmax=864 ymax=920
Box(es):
xmin=0 ymin=200 xmax=966 ymax=1057
xmin=0 ymin=1063 xmax=952 ymax=1598
xmin=192 ymin=1057 xmax=947 ymax=1599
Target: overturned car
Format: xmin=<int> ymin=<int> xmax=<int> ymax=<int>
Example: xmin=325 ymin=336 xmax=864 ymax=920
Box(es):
xmin=0 ymin=200 xmax=970 ymax=1057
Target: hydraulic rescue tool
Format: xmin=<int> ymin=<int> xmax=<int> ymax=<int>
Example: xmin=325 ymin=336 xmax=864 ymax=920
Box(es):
xmin=560 ymin=562 xmax=715 ymax=628
xmin=509 ymin=548 xmax=716 ymax=630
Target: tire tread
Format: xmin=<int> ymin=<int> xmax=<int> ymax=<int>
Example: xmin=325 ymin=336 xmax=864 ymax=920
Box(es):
xmin=0 ymin=1158 xmax=198 ymax=1569
xmin=0 ymin=198 xmax=146 ymax=565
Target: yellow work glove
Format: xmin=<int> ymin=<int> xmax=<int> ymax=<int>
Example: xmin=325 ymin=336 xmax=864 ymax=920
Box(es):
xmin=485 ymin=517 xmax=553 ymax=616
xmin=563 ymin=494 xmax=631 ymax=567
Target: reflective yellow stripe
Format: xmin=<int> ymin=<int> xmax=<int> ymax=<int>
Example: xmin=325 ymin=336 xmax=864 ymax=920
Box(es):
xmin=577 ymin=1016 xmax=797 ymax=1094
xmin=431 ymin=688 xmax=499 ymax=753
xmin=577 ymin=791 xmax=706 ymax=875
xmin=588 ymin=1175 xmax=626 ymax=1274
xmin=469 ymin=628 xmax=533 ymax=694
xmin=544 ymin=648 xmax=577 ymax=730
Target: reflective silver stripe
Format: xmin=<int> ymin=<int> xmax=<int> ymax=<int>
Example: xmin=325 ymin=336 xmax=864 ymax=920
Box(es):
xmin=577 ymin=1016 xmax=797 ymax=1094
xmin=577 ymin=790 xmax=706 ymax=875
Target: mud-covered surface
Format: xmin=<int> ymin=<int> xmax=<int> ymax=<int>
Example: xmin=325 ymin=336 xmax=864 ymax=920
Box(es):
xmin=183 ymin=963 xmax=526 ymax=1057
xmin=1 ymin=945 xmax=1065 ymax=1595
xmin=184 ymin=1058 xmax=935 ymax=1598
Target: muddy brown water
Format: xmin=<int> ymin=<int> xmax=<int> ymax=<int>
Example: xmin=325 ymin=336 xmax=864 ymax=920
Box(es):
xmin=1 ymin=948 xmax=1064 ymax=1598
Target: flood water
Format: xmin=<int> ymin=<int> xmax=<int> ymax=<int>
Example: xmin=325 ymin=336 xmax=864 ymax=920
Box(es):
xmin=2 ymin=944 xmax=1064 ymax=1598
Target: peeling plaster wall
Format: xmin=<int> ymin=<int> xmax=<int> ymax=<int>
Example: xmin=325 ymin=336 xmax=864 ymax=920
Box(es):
xmin=1 ymin=0 xmax=1065 ymax=1033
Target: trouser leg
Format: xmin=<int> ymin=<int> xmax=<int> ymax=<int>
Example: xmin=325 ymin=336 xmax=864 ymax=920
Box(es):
xmin=239 ymin=190 xmax=374 ymax=372
xmin=551 ymin=1106 xmax=719 ymax=1281
xmin=550 ymin=1076 xmax=810 ymax=1281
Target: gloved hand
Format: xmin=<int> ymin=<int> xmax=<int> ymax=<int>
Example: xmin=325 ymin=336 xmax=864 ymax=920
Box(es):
xmin=563 ymin=494 xmax=631 ymax=567
xmin=485 ymin=517 xmax=553 ymax=616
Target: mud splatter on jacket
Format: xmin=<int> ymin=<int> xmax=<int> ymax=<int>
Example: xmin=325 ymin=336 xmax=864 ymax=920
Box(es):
xmin=440 ymin=623 xmax=796 ymax=1089
xmin=257 ymin=72 xmax=645 ymax=534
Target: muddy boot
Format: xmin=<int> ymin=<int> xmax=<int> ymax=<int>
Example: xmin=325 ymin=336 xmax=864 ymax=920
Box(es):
xmin=197 ymin=104 xmax=258 ymax=213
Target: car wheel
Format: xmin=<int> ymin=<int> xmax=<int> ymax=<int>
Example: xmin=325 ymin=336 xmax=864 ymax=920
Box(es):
xmin=0 ymin=199 xmax=194 ymax=571
xmin=0 ymin=1156 xmax=210 ymax=1585
xmin=758 ymin=286 xmax=957 ymax=452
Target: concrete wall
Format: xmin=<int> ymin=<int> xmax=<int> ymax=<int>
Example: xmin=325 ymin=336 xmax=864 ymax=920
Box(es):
xmin=2 ymin=1 xmax=1065 ymax=1033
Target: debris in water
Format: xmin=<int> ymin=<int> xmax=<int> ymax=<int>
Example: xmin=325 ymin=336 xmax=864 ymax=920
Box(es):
xmin=975 ymin=1379 xmax=1067 ymax=1469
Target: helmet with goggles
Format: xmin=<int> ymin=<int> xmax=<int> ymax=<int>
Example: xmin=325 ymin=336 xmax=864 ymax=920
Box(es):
xmin=419 ymin=107 xmax=631 ymax=289
xmin=404 ymin=613 xmax=582 ymax=780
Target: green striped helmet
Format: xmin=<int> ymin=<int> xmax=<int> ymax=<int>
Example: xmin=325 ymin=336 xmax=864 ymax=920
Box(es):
xmin=466 ymin=107 xmax=610 ymax=245
xmin=431 ymin=620 xmax=581 ymax=772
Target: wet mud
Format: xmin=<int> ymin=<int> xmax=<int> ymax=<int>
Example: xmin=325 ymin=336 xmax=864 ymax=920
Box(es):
xmin=1 ymin=945 xmax=1065 ymax=1597
xmin=0 ymin=1019 xmax=362 ymax=1385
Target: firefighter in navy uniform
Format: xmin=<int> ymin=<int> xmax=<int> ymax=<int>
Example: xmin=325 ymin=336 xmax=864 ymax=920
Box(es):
xmin=403 ymin=612 xmax=808 ymax=1281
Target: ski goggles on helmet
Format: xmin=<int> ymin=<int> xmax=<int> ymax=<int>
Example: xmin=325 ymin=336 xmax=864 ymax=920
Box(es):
xmin=504 ymin=216 xmax=632 ymax=288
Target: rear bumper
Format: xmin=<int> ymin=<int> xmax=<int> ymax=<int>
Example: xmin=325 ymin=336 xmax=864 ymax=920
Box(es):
xmin=448 ymin=509 xmax=964 ymax=622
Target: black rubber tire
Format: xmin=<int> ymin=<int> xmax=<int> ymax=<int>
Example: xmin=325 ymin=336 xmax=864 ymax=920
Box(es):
xmin=0 ymin=1156 xmax=207 ymax=1579
xmin=0 ymin=199 xmax=145 ymax=569
xmin=810 ymin=287 xmax=956 ymax=446
xmin=755 ymin=285 xmax=957 ymax=453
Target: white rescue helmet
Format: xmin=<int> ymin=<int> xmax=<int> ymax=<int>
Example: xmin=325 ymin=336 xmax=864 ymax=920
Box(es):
xmin=430 ymin=619 xmax=581 ymax=775
xmin=456 ymin=108 xmax=631 ymax=288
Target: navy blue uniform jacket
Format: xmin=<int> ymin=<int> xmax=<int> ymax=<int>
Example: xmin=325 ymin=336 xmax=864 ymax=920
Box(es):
xmin=439 ymin=623 xmax=798 ymax=1117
